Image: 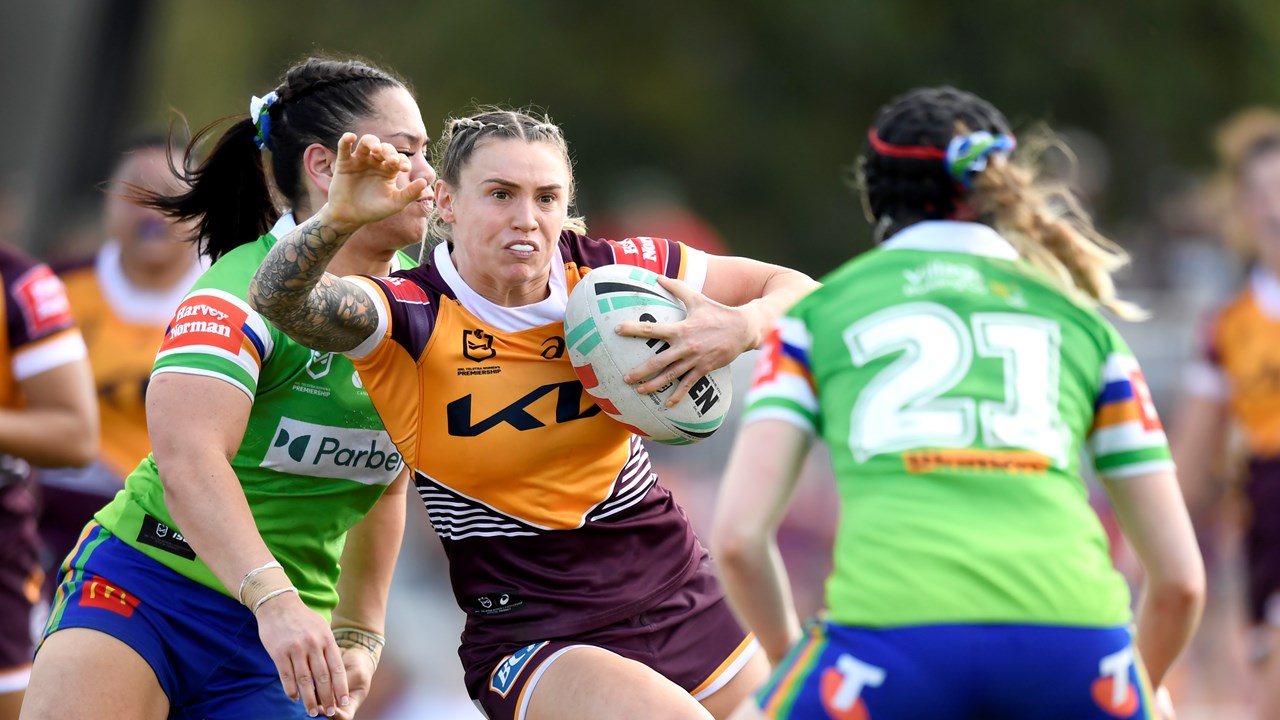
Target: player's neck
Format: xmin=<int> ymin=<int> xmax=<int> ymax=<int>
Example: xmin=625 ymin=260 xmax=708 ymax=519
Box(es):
xmin=329 ymin=242 xmax=398 ymax=278
xmin=119 ymin=252 xmax=196 ymax=291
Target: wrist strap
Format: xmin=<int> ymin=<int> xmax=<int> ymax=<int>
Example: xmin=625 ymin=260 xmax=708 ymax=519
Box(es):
xmin=332 ymin=626 xmax=386 ymax=669
xmin=238 ymin=561 xmax=283 ymax=605
xmin=252 ymin=586 xmax=299 ymax=614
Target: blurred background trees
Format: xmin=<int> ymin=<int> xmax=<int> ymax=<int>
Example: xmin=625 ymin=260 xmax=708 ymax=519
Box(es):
xmin=5 ymin=0 xmax=1279 ymax=276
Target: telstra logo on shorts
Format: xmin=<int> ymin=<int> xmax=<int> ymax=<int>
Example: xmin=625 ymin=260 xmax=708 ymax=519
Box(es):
xmin=261 ymin=417 xmax=403 ymax=485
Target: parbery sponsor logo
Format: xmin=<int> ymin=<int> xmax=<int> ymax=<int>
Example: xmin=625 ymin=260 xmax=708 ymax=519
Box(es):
xmin=261 ymin=417 xmax=402 ymax=485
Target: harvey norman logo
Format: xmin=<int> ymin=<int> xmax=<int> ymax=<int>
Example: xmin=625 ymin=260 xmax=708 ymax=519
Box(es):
xmin=261 ymin=417 xmax=403 ymax=485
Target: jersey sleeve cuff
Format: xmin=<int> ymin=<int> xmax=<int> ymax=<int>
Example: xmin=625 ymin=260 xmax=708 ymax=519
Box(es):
xmin=344 ymin=277 xmax=391 ymax=360
xmin=12 ymin=329 xmax=87 ymax=380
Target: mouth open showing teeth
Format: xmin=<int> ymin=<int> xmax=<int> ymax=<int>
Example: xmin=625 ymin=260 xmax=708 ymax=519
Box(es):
xmin=510 ymin=243 xmax=534 ymax=252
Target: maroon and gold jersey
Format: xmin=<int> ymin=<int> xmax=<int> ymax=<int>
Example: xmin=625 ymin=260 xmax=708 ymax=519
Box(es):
xmin=1190 ymin=267 xmax=1280 ymax=458
xmin=349 ymin=231 xmax=710 ymax=646
xmin=0 ymin=243 xmax=85 ymax=672
xmin=55 ymin=243 xmax=203 ymax=479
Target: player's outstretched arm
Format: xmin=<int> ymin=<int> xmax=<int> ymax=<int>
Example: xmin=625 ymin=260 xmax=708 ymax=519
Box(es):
xmin=249 ymin=132 xmax=429 ymax=353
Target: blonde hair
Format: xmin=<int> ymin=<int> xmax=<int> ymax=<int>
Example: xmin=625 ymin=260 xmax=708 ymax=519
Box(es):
xmin=425 ymin=106 xmax=587 ymax=250
xmin=1211 ymin=107 xmax=1280 ymax=258
xmin=970 ymin=131 xmax=1145 ymax=320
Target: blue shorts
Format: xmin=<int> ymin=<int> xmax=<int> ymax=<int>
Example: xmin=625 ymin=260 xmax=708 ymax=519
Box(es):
xmin=756 ymin=621 xmax=1154 ymax=720
xmin=41 ymin=523 xmax=309 ymax=720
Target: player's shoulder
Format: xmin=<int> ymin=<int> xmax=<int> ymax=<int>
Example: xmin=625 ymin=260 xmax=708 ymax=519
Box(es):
xmin=49 ymin=253 xmax=95 ymax=279
xmin=0 ymin=243 xmax=51 ymax=285
xmin=189 ymin=237 xmax=270 ymax=296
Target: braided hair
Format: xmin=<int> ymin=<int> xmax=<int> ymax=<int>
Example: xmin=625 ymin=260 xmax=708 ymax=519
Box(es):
xmin=857 ymin=86 xmax=1142 ymax=319
xmin=135 ymin=55 xmax=407 ymax=261
xmin=426 ymin=107 xmax=586 ymax=248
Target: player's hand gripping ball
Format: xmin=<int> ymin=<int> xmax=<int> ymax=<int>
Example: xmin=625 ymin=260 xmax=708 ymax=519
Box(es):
xmin=564 ymin=264 xmax=732 ymax=445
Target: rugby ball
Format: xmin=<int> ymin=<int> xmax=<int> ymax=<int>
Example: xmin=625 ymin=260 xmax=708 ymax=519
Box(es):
xmin=564 ymin=264 xmax=732 ymax=445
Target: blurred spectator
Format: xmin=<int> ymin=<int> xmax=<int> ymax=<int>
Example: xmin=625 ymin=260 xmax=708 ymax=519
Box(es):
xmin=1171 ymin=107 xmax=1280 ymax=719
xmin=37 ymin=136 xmax=203 ymax=592
xmin=0 ymin=242 xmax=96 ymax=720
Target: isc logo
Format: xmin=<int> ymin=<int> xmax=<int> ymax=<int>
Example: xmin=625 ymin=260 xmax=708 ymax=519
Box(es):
xmin=260 ymin=417 xmax=403 ymax=485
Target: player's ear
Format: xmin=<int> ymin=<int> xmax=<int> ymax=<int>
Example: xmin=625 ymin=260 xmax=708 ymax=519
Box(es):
xmin=303 ymin=143 xmax=336 ymax=194
xmin=435 ymin=179 xmax=456 ymax=224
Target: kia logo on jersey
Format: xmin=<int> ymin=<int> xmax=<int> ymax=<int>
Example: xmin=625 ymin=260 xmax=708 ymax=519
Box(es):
xmin=463 ymin=328 xmax=497 ymax=362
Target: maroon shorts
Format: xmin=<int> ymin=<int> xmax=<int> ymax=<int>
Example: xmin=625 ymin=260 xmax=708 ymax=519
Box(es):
xmin=0 ymin=479 xmax=44 ymax=673
xmin=1246 ymin=459 xmax=1280 ymax=625
xmin=463 ymin=562 xmax=758 ymax=719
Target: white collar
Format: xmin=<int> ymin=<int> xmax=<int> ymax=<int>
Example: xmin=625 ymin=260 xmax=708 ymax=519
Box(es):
xmin=1251 ymin=265 xmax=1280 ymax=319
xmin=268 ymin=212 xmax=297 ymax=238
xmin=881 ymin=221 xmax=1019 ymax=260
xmin=95 ymin=239 xmax=206 ymax=325
xmin=432 ymin=241 xmax=567 ymax=332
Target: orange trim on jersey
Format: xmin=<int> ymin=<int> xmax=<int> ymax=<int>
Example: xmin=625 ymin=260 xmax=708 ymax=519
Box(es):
xmin=690 ymin=633 xmax=756 ymax=697
xmin=903 ymin=448 xmax=1050 ymax=474
xmin=1093 ymin=401 xmax=1143 ymax=431
xmin=675 ymin=242 xmax=688 ymax=280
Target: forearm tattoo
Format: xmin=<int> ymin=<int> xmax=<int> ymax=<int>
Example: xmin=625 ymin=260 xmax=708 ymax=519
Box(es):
xmin=249 ymin=216 xmax=380 ymax=353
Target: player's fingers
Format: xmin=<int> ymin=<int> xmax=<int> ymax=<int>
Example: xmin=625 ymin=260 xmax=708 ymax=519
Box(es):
xmin=614 ymin=319 xmax=674 ymax=339
xmin=351 ymin=134 xmax=376 ymax=159
xmin=655 ymin=275 xmax=696 ymax=306
xmin=666 ymin=367 xmax=707 ymax=407
xmin=394 ymin=178 xmax=431 ymax=207
xmin=277 ymin=658 xmax=300 ymax=701
xmin=293 ymin=654 xmax=321 ymax=717
xmin=336 ymin=133 xmax=358 ymax=158
xmin=636 ymin=358 xmax=695 ymax=397
xmin=308 ymin=647 xmax=338 ymax=717
xmin=624 ymin=348 xmax=678 ymax=386
xmin=326 ymin=643 xmax=351 ymax=713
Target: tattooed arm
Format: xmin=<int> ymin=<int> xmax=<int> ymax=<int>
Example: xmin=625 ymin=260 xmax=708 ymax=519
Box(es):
xmin=248 ymin=133 xmax=429 ymax=352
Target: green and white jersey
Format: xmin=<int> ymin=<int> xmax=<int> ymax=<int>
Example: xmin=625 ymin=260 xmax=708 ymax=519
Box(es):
xmin=745 ymin=221 xmax=1172 ymax=628
xmin=95 ymin=214 xmax=414 ymax=617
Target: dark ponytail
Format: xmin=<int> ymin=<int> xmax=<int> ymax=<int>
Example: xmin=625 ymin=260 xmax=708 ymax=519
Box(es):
xmin=133 ymin=54 xmax=407 ymax=262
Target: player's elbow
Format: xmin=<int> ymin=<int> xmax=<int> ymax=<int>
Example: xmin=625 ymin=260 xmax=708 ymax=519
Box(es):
xmin=710 ymin=522 xmax=767 ymax=570
xmin=1148 ymin=562 xmax=1206 ymax=618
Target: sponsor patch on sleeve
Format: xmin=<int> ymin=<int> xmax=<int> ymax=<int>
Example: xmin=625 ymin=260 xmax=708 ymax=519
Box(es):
xmin=12 ymin=264 xmax=74 ymax=339
xmin=379 ymin=276 xmax=431 ymax=305
xmin=161 ymin=294 xmax=250 ymax=356
xmin=607 ymin=237 xmax=671 ymax=276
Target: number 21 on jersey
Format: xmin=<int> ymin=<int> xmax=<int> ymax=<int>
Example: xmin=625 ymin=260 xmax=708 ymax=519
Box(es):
xmin=845 ymin=301 xmax=1069 ymax=467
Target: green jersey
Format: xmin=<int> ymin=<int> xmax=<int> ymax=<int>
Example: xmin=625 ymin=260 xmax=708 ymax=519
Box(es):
xmin=95 ymin=214 xmax=414 ymax=616
xmin=744 ymin=221 xmax=1171 ymax=628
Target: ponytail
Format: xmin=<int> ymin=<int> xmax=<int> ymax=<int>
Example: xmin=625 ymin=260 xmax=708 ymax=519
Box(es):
xmin=971 ymin=137 xmax=1144 ymax=320
xmin=130 ymin=116 xmax=276 ymax=262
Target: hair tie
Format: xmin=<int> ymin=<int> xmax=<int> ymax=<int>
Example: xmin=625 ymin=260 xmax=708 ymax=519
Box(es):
xmin=250 ymin=91 xmax=279 ymax=151
xmin=452 ymin=117 xmax=507 ymax=132
xmin=946 ymin=131 xmax=1016 ymax=189
xmin=867 ymin=129 xmax=947 ymax=160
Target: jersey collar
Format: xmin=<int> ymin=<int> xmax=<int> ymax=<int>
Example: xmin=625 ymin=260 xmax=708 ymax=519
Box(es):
xmin=432 ymin=241 xmax=569 ymax=332
xmin=881 ymin=221 xmax=1019 ymax=261
xmin=1250 ymin=264 xmax=1280 ymax=319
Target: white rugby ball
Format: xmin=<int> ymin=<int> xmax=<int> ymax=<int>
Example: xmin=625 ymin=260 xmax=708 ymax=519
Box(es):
xmin=564 ymin=264 xmax=732 ymax=445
